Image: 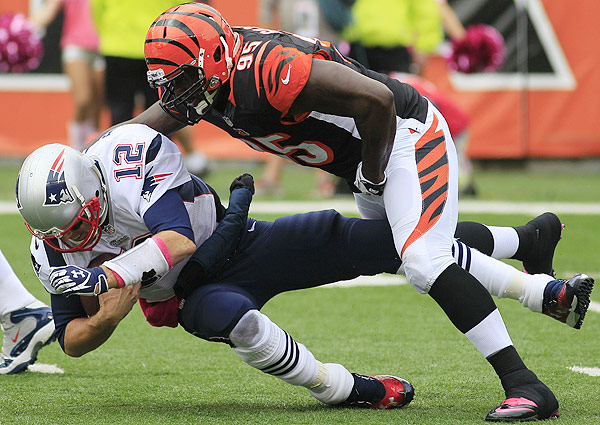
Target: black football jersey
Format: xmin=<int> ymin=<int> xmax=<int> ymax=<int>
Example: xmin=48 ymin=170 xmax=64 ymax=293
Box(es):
xmin=204 ymin=26 xmax=428 ymax=181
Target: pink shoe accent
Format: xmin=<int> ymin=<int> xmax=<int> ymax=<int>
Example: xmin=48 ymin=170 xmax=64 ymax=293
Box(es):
xmin=501 ymin=397 xmax=538 ymax=407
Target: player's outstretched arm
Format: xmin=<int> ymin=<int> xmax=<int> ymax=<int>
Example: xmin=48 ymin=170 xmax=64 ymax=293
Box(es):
xmin=62 ymin=283 xmax=141 ymax=357
xmin=289 ymin=59 xmax=396 ymax=185
xmin=174 ymin=174 xmax=255 ymax=299
xmin=129 ymin=101 xmax=185 ymax=136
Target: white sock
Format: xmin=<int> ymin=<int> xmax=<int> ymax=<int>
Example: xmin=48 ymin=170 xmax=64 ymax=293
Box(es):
xmin=230 ymin=310 xmax=352 ymax=404
xmin=307 ymin=362 xmax=354 ymax=405
xmin=0 ymin=249 xmax=37 ymax=316
xmin=465 ymin=309 xmax=513 ymax=357
xmin=487 ymin=226 xmax=520 ymax=259
xmin=453 ymin=240 xmax=550 ymax=313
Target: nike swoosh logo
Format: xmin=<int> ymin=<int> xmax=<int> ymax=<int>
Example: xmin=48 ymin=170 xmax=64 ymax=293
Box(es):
xmin=248 ymin=221 xmax=256 ymax=232
xmin=11 ymin=328 xmax=20 ymax=343
xmin=281 ymin=64 xmax=291 ymax=85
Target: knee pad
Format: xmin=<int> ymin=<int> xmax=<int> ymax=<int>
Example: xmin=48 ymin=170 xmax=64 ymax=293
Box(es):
xmin=401 ymin=241 xmax=455 ymax=293
xmin=229 ymin=309 xmax=264 ymax=348
xmin=180 ymin=285 xmax=256 ymax=342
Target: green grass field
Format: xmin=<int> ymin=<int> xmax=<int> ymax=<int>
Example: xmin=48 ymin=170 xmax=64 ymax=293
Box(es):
xmin=1 ymin=163 xmax=599 ymax=424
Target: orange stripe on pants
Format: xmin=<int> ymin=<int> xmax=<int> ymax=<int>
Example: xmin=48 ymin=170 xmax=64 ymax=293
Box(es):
xmin=401 ymin=114 xmax=449 ymax=256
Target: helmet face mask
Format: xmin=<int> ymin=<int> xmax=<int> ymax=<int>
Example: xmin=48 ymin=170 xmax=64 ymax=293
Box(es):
xmin=145 ymin=2 xmax=239 ymax=125
xmin=27 ymin=197 xmax=103 ymax=253
xmin=149 ymin=62 xmax=221 ymax=124
xmin=17 ymin=144 xmax=107 ymax=253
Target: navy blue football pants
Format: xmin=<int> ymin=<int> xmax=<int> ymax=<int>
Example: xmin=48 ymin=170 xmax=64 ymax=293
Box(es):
xmin=179 ymin=210 xmax=400 ymax=341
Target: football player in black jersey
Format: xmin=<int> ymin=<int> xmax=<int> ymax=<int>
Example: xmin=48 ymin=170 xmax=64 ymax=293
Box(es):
xmin=98 ymin=2 xmax=591 ymax=421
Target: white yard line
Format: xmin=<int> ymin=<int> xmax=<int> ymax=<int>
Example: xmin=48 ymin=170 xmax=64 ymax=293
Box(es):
xmin=247 ymin=200 xmax=600 ymax=216
xmin=27 ymin=363 xmax=64 ymax=374
xmin=589 ymin=300 xmax=600 ymax=314
xmin=3 ymin=199 xmax=600 ymax=215
xmin=568 ymin=366 xmax=600 ymax=377
xmin=325 ymin=274 xmax=408 ymax=288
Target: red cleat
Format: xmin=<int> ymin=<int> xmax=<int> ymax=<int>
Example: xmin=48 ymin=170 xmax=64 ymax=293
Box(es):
xmin=370 ymin=375 xmax=414 ymax=409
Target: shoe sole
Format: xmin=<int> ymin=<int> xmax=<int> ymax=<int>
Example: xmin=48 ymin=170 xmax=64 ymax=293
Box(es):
xmin=1 ymin=320 xmax=55 ymax=375
xmin=569 ymin=275 xmax=595 ymax=329
xmin=486 ymin=408 xmax=559 ymax=422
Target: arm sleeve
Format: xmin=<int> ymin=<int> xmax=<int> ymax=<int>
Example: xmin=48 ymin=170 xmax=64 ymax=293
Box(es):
xmin=186 ymin=187 xmax=253 ymax=278
xmin=143 ymin=188 xmax=194 ymax=242
xmin=50 ymin=294 xmax=87 ymax=352
xmin=261 ymin=45 xmax=314 ymax=116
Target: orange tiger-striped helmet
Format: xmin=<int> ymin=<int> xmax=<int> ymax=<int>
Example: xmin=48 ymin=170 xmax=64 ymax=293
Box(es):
xmin=145 ymin=2 xmax=239 ymax=124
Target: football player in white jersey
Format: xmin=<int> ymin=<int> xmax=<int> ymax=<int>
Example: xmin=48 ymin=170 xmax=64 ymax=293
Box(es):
xmin=18 ymin=123 xmax=591 ymax=418
xmin=18 ymin=123 xmax=414 ymax=408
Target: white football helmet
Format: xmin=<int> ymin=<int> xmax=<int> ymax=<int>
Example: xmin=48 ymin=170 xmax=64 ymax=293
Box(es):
xmin=16 ymin=144 xmax=108 ymax=252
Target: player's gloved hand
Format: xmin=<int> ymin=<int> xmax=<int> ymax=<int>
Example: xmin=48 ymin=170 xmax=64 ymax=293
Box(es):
xmin=354 ymin=162 xmax=387 ymax=196
xmin=173 ymin=260 xmax=207 ymax=300
xmin=229 ymin=173 xmax=255 ymax=195
xmin=49 ymin=265 xmax=109 ymax=296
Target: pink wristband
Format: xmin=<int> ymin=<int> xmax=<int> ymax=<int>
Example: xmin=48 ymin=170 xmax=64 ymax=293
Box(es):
xmin=113 ymin=271 xmax=126 ymax=288
xmin=152 ymin=235 xmax=173 ymax=268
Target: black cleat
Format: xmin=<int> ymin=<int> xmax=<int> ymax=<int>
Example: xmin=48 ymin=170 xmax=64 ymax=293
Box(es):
xmin=518 ymin=213 xmax=563 ymax=276
xmin=487 ymin=370 xmax=559 ymax=422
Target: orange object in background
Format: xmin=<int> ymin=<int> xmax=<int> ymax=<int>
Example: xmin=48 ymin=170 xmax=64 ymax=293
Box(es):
xmin=422 ymin=0 xmax=600 ymax=159
xmin=1 ymin=0 xmax=599 ymax=160
xmin=0 ymin=0 xmax=263 ymax=160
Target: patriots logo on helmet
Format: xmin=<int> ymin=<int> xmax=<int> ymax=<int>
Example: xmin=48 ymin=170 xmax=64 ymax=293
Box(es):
xmin=141 ymin=172 xmax=173 ymax=202
xmin=44 ymin=148 xmax=74 ymax=206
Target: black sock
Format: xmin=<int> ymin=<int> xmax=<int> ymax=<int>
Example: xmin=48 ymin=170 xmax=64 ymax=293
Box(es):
xmin=487 ymin=346 xmax=544 ymax=399
xmin=487 ymin=345 xmax=527 ymax=379
xmin=512 ymin=224 xmax=534 ymax=261
xmin=429 ymin=263 xmax=496 ymax=333
xmin=454 ymin=221 xmax=495 ymax=256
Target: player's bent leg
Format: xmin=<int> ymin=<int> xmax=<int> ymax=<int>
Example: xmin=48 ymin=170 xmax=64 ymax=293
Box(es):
xmin=429 ymin=264 xmax=559 ymax=421
xmin=456 ymin=212 xmax=563 ymax=276
xmin=178 ymin=284 xmax=257 ymax=343
xmin=452 ymin=240 xmax=595 ymax=328
xmin=230 ymin=310 xmax=325 ymax=391
xmin=230 ymin=310 xmax=414 ymax=409
xmin=453 ymin=240 xmax=548 ymax=312
xmin=180 ymin=287 xmax=414 ymax=409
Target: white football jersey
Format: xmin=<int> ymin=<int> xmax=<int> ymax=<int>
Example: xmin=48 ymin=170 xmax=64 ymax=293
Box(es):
xmin=30 ymin=124 xmax=218 ymax=302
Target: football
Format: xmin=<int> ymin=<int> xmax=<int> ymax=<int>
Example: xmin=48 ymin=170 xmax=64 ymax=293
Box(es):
xmin=81 ymin=253 xmax=118 ymax=316
xmin=88 ymin=253 xmax=118 ymax=268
